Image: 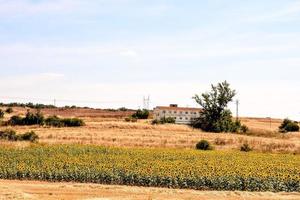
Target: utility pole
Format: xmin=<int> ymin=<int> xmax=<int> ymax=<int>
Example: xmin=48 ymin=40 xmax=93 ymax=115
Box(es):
xmin=143 ymin=96 xmax=150 ymax=110
xmin=236 ymin=99 xmax=239 ymax=121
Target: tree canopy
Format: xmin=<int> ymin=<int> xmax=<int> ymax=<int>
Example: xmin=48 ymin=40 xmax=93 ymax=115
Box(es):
xmin=193 ymin=81 xmax=246 ymax=133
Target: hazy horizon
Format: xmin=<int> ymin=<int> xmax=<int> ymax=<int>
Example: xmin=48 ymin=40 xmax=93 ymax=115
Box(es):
xmin=0 ymin=0 xmax=300 ymax=120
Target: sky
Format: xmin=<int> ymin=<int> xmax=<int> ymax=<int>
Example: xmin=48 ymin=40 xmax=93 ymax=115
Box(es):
xmin=0 ymin=0 xmax=300 ymax=120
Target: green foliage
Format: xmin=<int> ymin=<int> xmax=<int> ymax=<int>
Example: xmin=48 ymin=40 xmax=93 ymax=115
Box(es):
xmin=8 ymin=115 xmax=24 ymax=125
xmin=240 ymin=143 xmax=252 ymax=152
xmin=118 ymin=107 xmax=129 ymax=111
xmin=196 ymin=140 xmax=213 ymax=150
xmin=18 ymin=131 xmax=39 ymax=142
xmin=0 ymin=102 xmax=56 ymax=109
xmin=61 ymin=118 xmax=85 ymax=127
xmin=152 ymin=117 xmax=176 ymax=125
xmin=0 ymin=109 xmax=4 ymax=119
xmin=5 ymin=107 xmax=13 ymax=114
xmin=193 ymin=81 xmax=246 ymax=133
xmin=132 ymin=109 xmax=149 ymax=119
xmin=1 ymin=145 xmax=300 ymax=192
xmin=45 ymin=115 xmax=85 ymax=127
xmin=0 ymin=129 xmax=18 ymax=141
xmin=45 ymin=116 xmax=63 ymax=127
xmin=0 ymin=129 xmax=38 ymax=142
xmin=9 ymin=110 xmax=44 ymax=126
xmin=23 ymin=110 xmax=44 ymax=125
xmin=125 ymin=117 xmax=137 ymax=123
xmin=8 ymin=111 xmax=84 ymax=127
xmin=279 ymin=119 xmax=299 ymax=133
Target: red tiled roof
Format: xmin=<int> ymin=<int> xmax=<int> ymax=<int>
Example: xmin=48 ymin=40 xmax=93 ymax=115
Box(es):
xmin=154 ymin=106 xmax=202 ymax=112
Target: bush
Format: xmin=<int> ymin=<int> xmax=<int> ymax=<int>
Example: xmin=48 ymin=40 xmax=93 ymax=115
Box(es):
xmin=132 ymin=109 xmax=149 ymax=119
xmin=125 ymin=117 xmax=137 ymax=123
xmin=0 ymin=109 xmax=4 ymax=118
xmin=45 ymin=116 xmax=85 ymax=127
xmin=23 ymin=110 xmax=44 ymax=125
xmin=5 ymin=107 xmax=13 ymax=113
xmin=0 ymin=129 xmax=18 ymax=141
xmin=151 ymin=119 xmax=160 ymax=125
xmin=240 ymin=143 xmax=252 ymax=152
xmin=61 ymin=118 xmax=85 ymax=127
xmin=152 ymin=117 xmax=176 ymax=125
xmin=196 ymin=140 xmax=213 ymax=150
xmin=19 ymin=131 xmax=39 ymax=142
xmin=279 ymin=119 xmax=299 ymax=133
xmin=9 ymin=115 xmax=24 ymax=125
xmin=0 ymin=129 xmax=38 ymax=142
xmin=45 ymin=115 xmax=64 ymax=127
xmin=9 ymin=110 xmax=44 ymax=126
xmin=241 ymin=125 xmax=249 ymax=133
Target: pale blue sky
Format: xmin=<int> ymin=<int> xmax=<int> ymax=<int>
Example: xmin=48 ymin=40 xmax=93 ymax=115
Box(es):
xmin=0 ymin=0 xmax=300 ymax=119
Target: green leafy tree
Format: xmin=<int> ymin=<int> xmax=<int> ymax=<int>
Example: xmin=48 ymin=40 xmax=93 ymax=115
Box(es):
xmin=132 ymin=109 xmax=149 ymax=119
xmin=193 ymin=81 xmax=245 ymax=133
xmin=279 ymin=119 xmax=299 ymax=132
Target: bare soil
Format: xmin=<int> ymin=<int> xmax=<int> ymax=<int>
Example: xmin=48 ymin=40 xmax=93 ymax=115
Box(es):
xmin=1 ymin=180 xmax=300 ymax=200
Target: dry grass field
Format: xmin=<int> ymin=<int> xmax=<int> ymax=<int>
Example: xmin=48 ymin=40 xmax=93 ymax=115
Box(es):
xmin=1 ymin=179 xmax=300 ymax=200
xmin=0 ymin=106 xmax=299 ymax=153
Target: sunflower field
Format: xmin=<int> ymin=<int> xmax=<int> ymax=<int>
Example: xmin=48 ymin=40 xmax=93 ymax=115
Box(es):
xmin=0 ymin=144 xmax=300 ymax=192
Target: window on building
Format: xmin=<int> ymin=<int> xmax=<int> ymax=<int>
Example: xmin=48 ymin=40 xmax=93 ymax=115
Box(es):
xmin=163 ymin=110 xmax=166 ymax=113
xmin=174 ymin=111 xmax=177 ymax=114
xmin=179 ymin=117 xmax=182 ymax=120
xmin=186 ymin=117 xmax=189 ymax=120
xmin=185 ymin=111 xmax=188 ymax=114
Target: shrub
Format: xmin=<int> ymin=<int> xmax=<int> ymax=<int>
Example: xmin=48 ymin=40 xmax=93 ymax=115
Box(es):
xmin=240 ymin=125 xmax=249 ymax=133
xmin=160 ymin=117 xmax=176 ymax=124
xmin=45 ymin=115 xmax=64 ymax=127
xmin=0 ymin=109 xmax=4 ymax=118
xmin=45 ymin=116 xmax=85 ymax=127
xmin=5 ymin=107 xmax=13 ymax=114
xmin=0 ymin=129 xmax=18 ymax=141
xmin=9 ymin=110 xmax=44 ymax=126
xmin=279 ymin=119 xmax=299 ymax=133
xmin=125 ymin=117 xmax=137 ymax=123
xmin=19 ymin=131 xmax=39 ymax=142
xmin=132 ymin=109 xmax=149 ymax=119
xmin=151 ymin=117 xmax=176 ymax=125
xmin=118 ymin=107 xmax=129 ymax=111
xmin=61 ymin=118 xmax=85 ymax=127
xmin=0 ymin=129 xmax=38 ymax=142
xmin=23 ymin=110 xmax=44 ymax=125
xmin=240 ymin=143 xmax=252 ymax=152
xmin=196 ymin=140 xmax=213 ymax=150
xmin=9 ymin=115 xmax=24 ymax=125
xmin=151 ymin=119 xmax=160 ymax=125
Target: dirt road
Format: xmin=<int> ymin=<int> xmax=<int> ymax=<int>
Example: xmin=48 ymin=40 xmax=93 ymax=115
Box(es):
xmin=0 ymin=180 xmax=300 ymax=200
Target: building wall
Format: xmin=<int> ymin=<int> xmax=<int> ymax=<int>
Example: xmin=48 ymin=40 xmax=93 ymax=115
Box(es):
xmin=153 ymin=107 xmax=201 ymax=124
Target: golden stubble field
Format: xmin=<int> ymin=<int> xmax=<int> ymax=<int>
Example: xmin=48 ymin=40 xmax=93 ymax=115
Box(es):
xmin=1 ymin=107 xmax=300 ymax=154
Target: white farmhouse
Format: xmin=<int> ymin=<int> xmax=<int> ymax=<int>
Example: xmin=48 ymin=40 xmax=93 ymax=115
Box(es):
xmin=153 ymin=104 xmax=202 ymax=124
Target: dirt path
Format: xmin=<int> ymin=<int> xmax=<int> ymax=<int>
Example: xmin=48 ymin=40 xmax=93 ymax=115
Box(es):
xmin=0 ymin=180 xmax=300 ymax=200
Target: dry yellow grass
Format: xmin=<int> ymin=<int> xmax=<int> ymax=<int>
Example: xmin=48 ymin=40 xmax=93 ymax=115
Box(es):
xmin=1 ymin=107 xmax=299 ymax=153
xmin=1 ymin=179 xmax=300 ymax=200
